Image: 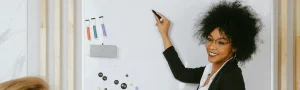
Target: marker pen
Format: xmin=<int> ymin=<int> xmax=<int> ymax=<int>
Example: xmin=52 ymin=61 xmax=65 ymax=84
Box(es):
xmin=99 ymin=16 xmax=107 ymax=38
xmin=91 ymin=18 xmax=98 ymax=39
xmin=85 ymin=19 xmax=91 ymax=41
xmin=152 ymin=9 xmax=162 ymax=21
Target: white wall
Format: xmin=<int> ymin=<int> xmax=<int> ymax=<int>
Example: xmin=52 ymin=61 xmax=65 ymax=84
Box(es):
xmin=27 ymin=0 xmax=82 ymax=90
xmin=0 ymin=0 xmax=27 ymax=83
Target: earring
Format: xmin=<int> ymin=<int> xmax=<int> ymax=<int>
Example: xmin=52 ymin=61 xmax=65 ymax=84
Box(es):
xmin=233 ymin=53 xmax=237 ymax=60
xmin=232 ymin=49 xmax=237 ymax=52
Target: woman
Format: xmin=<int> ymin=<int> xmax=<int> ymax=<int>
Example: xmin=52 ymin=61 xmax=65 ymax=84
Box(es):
xmin=0 ymin=77 xmax=48 ymax=90
xmin=154 ymin=1 xmax=261 ymax=90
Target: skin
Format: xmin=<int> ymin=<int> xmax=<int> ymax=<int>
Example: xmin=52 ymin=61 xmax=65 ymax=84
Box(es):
xmin=154 ymin=12 xmax=236 ymax=87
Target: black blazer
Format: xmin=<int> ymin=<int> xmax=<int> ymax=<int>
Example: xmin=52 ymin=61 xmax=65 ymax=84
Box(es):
xmin=163 ymin=46 xmax=245 ymax=90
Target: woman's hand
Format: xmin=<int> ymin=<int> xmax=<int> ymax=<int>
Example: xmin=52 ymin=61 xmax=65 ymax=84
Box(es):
xmin=154 ymin=12 xmax=173 ymax=49
xmin=154 ymin=12 xmax=170 ymax=38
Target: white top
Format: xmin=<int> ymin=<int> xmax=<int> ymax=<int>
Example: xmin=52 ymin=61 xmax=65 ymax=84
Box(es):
xmin=198 ymin=58 xmax=232 ymax=90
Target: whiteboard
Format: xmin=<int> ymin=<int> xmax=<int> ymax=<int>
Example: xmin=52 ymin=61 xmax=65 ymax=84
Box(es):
xmin=82 ymin=0 xmax=272 ymax=90
xmin=0 ymin=0 xmax=27 ymax=83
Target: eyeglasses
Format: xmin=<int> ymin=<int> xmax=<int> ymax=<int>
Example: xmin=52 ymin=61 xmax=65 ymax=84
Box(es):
xmin=206 ymin=37 xmax=231 ymax=48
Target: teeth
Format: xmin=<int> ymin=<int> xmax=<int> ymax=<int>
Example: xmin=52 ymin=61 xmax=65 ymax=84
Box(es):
xmin=209 ymin=52 xmax=218 ymax=56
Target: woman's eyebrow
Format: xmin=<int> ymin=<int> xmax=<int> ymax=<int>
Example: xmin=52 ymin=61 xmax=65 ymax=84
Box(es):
xmin=217 ymin=37 xmax=229 ymax=40
xmin=208 ymin=35 xmax=228 ymax=40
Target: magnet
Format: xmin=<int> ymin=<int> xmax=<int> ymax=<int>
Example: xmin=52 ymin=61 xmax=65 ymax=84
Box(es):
xmin=135 ymin=86 xmax=139 ymax=90
xmin=130 ymin=83 xmax=133 ymax=86
xmin=102 ymin=76 xmax=107 ymax=81
xmin=121 ymin=83 xmax=127 ymax=89
xmin=125 ymin=74 xmax=129 ymax=77
xmin=114 ymin=80 xmax=119 ymax=85
xmin=104 ymin=88 xmax=107 ymax=90
xmin=98 ymin=72 xmax=103 ymax=77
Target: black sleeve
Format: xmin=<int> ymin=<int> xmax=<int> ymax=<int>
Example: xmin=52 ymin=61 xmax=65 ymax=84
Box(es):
xmin=163 ymin=46 xmax=205 ymax=83
xmin=219 ymin=68 xmax=245 ymax=90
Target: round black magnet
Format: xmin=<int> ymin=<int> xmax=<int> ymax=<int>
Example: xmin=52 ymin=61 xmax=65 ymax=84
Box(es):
xmin=114 ymin=80 xmax=119 ymax=85
xmin=98 ymin=72 xmax=103 ymax=77
xmin=102 ymin=76 xmax=107 ymax=81
xmin=121 ymin=83 xmax=127 ymax=89
xmin=125 ymin=74 xmax=129 ymax=77
xmin=104 ymin=88 xmax=107 ymax=90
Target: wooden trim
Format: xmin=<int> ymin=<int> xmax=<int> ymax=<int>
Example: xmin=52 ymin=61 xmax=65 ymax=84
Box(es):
xmin=278 ymin=0 xmax=288 ymax=90
xmin=54 ymin=0 xmax=62 ymax=89
xmin=294 ymin=0 xmax=300 ymax=90
xmin=40 ymin=0 xmax=48 ymax=82
xmin=296 ymin=38 xmax=300 ymax=90
xmin=296 ymin=0 xmax=300 ymax=37
xmin=68 ymin=0 xmax=75 ymax=89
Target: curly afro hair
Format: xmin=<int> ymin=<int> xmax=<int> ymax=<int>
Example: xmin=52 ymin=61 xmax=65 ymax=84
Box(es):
xmin=195 ymin=0 xmax=262 ymax=63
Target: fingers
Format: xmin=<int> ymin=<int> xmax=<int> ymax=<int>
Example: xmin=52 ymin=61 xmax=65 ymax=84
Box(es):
xmin=154 ymin=15 xmax=161 ymax=25
xmin=156 ymin=12 xmax=168 ymax=21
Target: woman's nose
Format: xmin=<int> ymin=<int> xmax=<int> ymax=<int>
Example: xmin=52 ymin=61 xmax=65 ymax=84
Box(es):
xmin=209 ymin=41 xmax=217 ymax=50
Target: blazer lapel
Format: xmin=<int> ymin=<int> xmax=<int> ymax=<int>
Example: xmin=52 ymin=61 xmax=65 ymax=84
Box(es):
xmin=208 ymin=60 xmax=238 ymax=90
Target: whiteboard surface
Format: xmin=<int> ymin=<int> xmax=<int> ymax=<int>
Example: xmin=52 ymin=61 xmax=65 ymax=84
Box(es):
xmin=82 ymin=0 xmax=272 ymax=90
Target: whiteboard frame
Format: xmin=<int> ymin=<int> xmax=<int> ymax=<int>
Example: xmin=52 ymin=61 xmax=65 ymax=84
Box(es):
xmin=271 ymin=0 xmax=278 ymax=90
xmin=81 ymin=0 xmax=278 ymax=90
